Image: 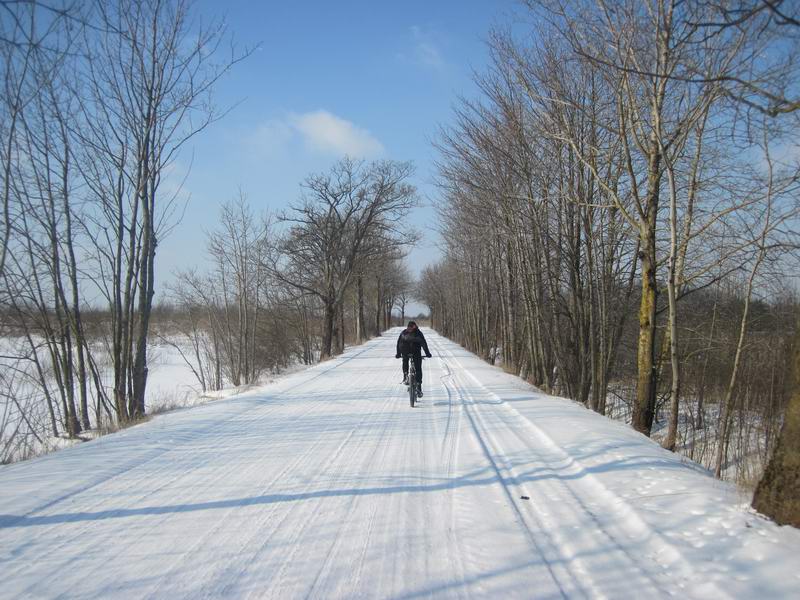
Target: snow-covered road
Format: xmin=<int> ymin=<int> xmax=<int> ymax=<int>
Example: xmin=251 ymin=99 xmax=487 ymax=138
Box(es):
xmin=1 ymin=329 xmax=799 ymax=599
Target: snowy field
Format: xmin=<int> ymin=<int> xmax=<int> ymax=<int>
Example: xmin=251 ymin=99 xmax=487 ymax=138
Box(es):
xmin=0 ymin=335 xmax=303 ymax=462
xmin=144 ymin=338 xmax=310 ymax=410
xmin=1 ymin=328 xmax=799 ymax=599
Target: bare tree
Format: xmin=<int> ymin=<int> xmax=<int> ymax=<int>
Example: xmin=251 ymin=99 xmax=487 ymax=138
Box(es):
xmin=169 ymin=196 xmax=285 ymax=390
xmin=272 ymin=158 xmax=418 ymax=359
xmin=206 ymin=195 xmax=273 ymax=386
xmin=687 ymin=1 xmax=800 ymax=117
xmin=426 ymin=0 xmax=800 ymax=495
xmin=0 ymin=0 xmax=104 ymax=440
xmin=394 ymin=263 xmax=415 ymax=325
xmin=1 ymin=0 xmax=82 ymax=278
xmin=78 ymin=0 xmax=250 ymax=420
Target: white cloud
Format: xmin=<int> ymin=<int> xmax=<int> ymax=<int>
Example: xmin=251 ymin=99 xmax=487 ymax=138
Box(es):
xmin=249 ymin=119 xmax=295 ymax=156
xmin=410 ymin=25 xmax=445 ymax=70
xmin=290 ymin=110 xmax=384 ymax=158
xmin=250 ymin=110 xmax=384 ymax=159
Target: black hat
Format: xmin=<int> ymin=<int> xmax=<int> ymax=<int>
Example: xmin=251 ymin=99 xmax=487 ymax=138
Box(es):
xmin=407 ymin=321 xmax=417 ymax=328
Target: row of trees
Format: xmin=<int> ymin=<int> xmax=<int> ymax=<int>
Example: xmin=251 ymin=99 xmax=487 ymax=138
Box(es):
xmin=420 ymin=0 xmax=800 ymax=524
xmin=0 ymin=0 xmax=245 ymax=457
xmin=166 ymin=159 xmax=419 ymax=395
xmin=268 ymin=158 xmax=418 ymax=360
xmin=0 ymin=0 xmax=421 ymax=462
xmin=2 ymin=0 xmax=246 ymax=431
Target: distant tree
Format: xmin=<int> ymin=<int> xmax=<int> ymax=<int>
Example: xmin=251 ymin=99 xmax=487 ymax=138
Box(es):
xmin=271 ymin=158 xmax=418 ymax=359
xmin=205 ymin=195 xmax=274 ymax=386
xmin=394 ymin=264 xmax=415 ymax=325
xmin=170 ymin=195 xmax=297 ymax=389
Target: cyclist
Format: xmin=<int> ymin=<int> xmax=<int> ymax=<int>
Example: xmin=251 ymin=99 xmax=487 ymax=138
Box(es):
xmin=395 ymin=321 xmax=432 ymax=396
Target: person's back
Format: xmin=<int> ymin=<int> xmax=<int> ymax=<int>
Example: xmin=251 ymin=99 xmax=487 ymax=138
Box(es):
xmin=398 ymin=329 xmax=421 ymax=356
xmin=395 ymin=321 xmax=431 ymax=395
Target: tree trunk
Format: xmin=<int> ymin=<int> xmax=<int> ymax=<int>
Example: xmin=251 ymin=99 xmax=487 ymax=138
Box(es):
xmin=632 ymin=226 xmax=659 ymax=436
xmin=374 ymin=277 xmax=382 ymax=336
xmin=336 ymin=300 xmax=345 ymax=354
xmin=131 ymin=182 xmax=156 ymax=418
xmin=663 ymin=161 xmax=682 ymax=451
xmin=357 ymin=274 xmax=367 ymax=342
xmin=752 ymin=320 xmax=800 ymax=527
xmin=321 ymin=296 xmax=336 ymax=360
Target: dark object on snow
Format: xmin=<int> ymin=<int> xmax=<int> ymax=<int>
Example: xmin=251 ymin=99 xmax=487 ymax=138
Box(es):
xmin=396 ymin=325 xmax=431 ymax=358
xmin=396 ymin=324 xmax=431 ymax=386
xmin=520 ymin=495 xmax=530 ymax=500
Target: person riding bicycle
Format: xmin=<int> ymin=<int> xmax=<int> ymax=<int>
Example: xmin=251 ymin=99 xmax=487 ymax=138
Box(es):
xmin=395 ymin=321 xmax=432 ymax=396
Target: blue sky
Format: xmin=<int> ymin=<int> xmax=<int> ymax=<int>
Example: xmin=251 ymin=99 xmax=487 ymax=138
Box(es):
xmin=158 ymin=0 xmax=513 ymax=302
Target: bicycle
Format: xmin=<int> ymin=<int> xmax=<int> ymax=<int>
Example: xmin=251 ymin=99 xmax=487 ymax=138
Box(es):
xmin=403 ymin=354 xmax=422 ymax=408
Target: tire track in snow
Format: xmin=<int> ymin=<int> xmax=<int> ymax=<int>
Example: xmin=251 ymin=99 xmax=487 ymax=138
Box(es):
xmin=203 ymin=371 xmax=401 ymax=597
xmin=5 ymin=412 xmax=262 ymax=587
xmin=252 ymin=398 xmax=397 ymax=598
xmin=140 ymin=395 xmax=368 ymax=599
xmin=12 ymin=389 xmax=338 ymax=597
xmin=451 ymin=369 xmax=653 ymax=599
xmin=303 ymin=384 xmax=405 ymax=597
xmin=4 ymin=341 xmax=382 ymax=596
xmin=430 ymin=340 xmax=470 ymax=599
xmin=438 ymin=345 xmax=584 ymax=599
xmin=447 ymin=344 xmax=731 ymax=600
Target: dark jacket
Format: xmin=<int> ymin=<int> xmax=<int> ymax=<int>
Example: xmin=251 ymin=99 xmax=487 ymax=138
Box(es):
xmin=396 ymin=328 xmax=431 ymax=358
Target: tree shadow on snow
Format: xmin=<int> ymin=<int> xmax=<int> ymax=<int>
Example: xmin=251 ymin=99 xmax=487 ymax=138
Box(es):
xmin=0 ymin=450 xmax=698 ymax=530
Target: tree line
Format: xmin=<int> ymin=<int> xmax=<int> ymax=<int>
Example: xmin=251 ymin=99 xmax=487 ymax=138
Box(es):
xmin=0 ymin=0 xmax=419 ymax=463
xmin=419 ymin=0 xmax=800 ymax=525
xmin=0 ymin=0 xmax=252 ymax=457
xmin=166 ymin=159 xmax=418 ymax=394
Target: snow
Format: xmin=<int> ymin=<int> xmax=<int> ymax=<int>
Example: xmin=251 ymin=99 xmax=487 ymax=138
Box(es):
xmin=1 ymin=328 xmax=799 ymax=599
xmin=145 ymin=340 xmax=309 ymax=411
xmin=0 ymin=335 xmax=304 ymax=462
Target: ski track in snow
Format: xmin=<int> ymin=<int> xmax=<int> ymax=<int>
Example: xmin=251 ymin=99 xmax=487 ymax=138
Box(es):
xmin=1 ymin=329 xmax=799 ymax=599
